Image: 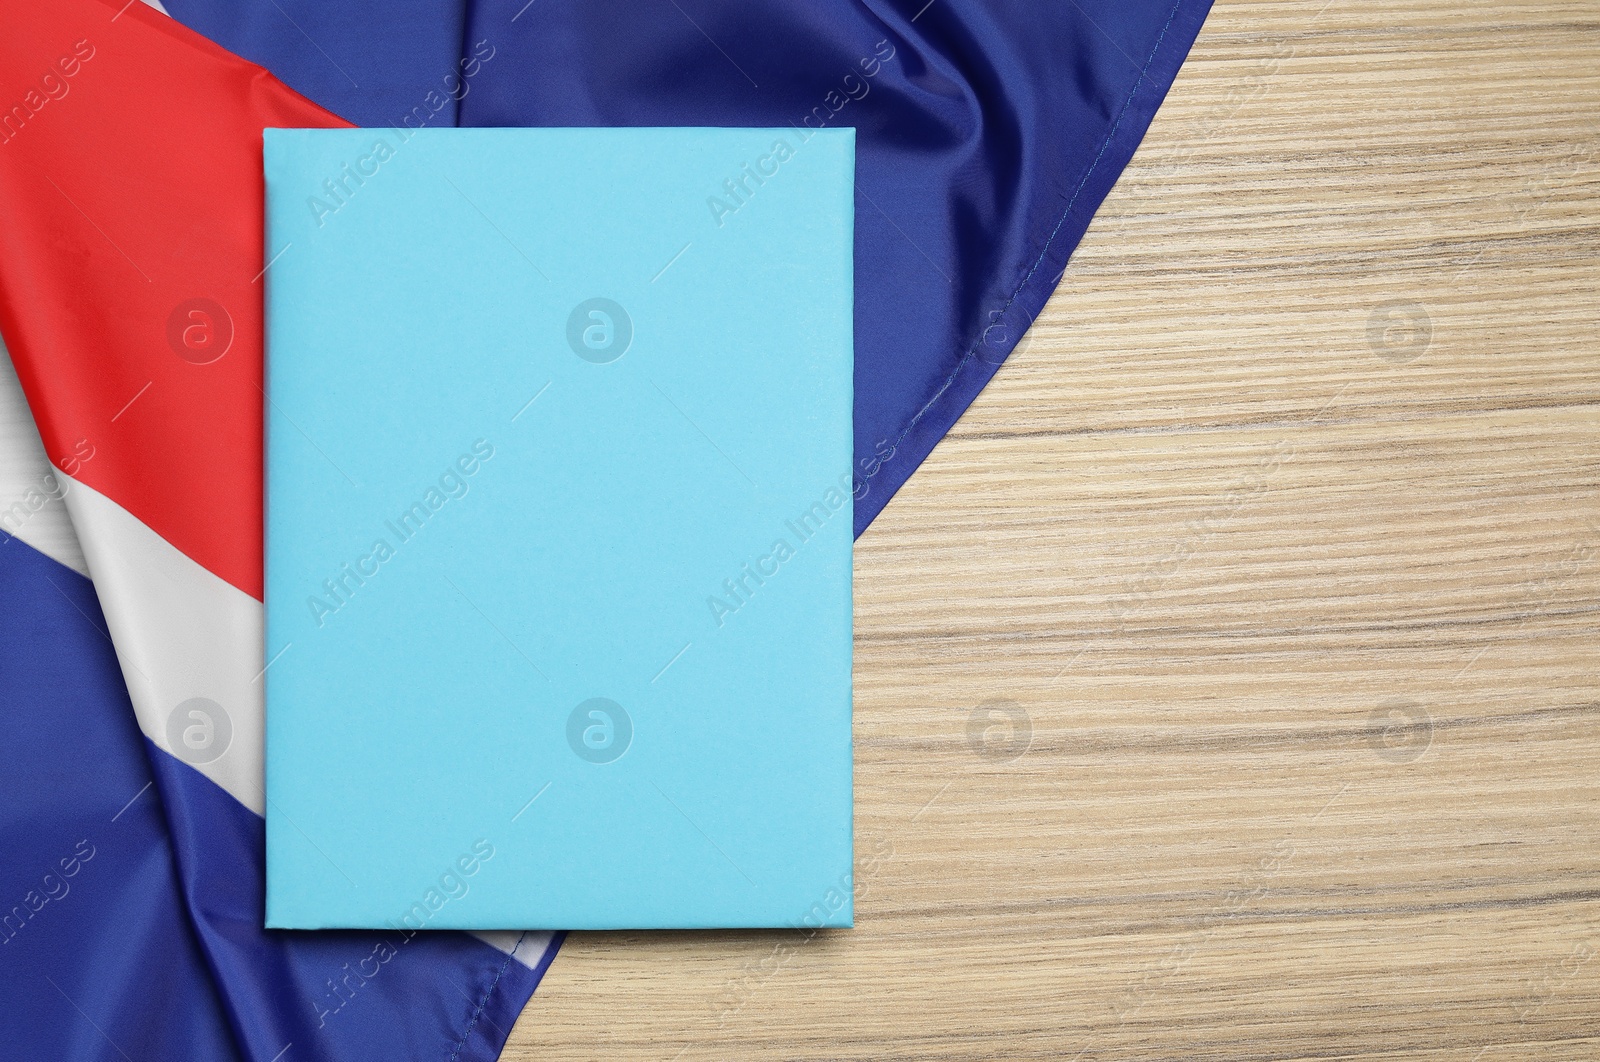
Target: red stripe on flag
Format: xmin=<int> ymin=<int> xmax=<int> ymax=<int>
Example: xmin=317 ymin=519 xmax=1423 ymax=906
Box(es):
xmin=0 ymin=0 xmax=347 ymax=600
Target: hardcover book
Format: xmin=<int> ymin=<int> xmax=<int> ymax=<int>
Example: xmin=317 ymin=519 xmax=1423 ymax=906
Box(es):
xmin=263 ymin=127 xmax=853 ymax=929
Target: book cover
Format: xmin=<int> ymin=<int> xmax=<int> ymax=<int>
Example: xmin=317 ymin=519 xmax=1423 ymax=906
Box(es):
xmin=263 ymin=127 xmax=853 ymax=930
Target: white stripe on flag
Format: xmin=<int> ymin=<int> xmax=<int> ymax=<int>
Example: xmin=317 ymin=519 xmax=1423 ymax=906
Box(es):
xmin=60 ymin=473 xmax=268 ymax=812
xmin=0 ymin=340 xmax=88 ymax=575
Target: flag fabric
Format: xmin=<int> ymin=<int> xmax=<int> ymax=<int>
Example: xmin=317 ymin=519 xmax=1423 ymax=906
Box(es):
xmin=159 ymin=0 xmax=1214 ymax=536
xmin=0 ymin=0 xmax=1211 ymax=1057
xmin=2 ymin=517 xmax=249 ymax=1061
xmin=0 ymin=1 xmax=558 ymax=1059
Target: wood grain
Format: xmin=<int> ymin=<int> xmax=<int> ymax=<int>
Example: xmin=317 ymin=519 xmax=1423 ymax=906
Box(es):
xmin=506 ymin=1 xmax=1600 ymax=1057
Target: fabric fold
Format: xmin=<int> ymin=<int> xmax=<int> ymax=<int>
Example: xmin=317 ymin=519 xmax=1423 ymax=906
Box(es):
xmin=160 ymin=0 xmax=1215 ymax=535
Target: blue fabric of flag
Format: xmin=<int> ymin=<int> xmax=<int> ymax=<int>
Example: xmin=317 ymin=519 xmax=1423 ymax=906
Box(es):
xmin=0 ymin=529 xmax=558 ymax=1060
xmin=0 ymin=531 xmax=239 ymax=1059
xmin=158 ymin=0 xmax=1213 ymax=536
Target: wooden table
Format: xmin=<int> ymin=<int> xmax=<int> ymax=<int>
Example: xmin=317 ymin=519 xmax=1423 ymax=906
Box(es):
xmin=508 ymin=1 xmax=1600 ymax=1057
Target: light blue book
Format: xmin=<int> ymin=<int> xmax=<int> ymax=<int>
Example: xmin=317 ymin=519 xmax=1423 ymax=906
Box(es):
xmin=263 ymin=128 xmax=853 ymax=930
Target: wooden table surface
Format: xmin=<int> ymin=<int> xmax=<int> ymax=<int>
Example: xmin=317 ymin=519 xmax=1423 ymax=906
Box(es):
xmin=508 ymin=1 xmax=1600 ymax=1058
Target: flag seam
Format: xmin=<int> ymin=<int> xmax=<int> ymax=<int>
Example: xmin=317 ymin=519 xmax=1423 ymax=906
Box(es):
xmin=448 ymin=931 xmax=525 ymax=1062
